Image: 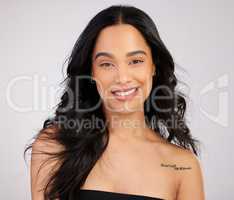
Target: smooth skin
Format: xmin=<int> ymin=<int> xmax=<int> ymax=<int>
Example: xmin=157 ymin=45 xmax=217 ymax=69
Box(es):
xmin=31 ymin=24 xmax=205 ymax=200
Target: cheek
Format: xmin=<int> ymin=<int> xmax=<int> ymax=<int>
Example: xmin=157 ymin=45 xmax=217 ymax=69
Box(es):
xmin=93 ymin=70 xmax=114 ymax=98
xmin=134 ymin=68 xmax=153 ymax=97
xmin=140 ymin=75 xmax=153 ymax=100
xmin=145 ymin=75 xmax=153 ymax=98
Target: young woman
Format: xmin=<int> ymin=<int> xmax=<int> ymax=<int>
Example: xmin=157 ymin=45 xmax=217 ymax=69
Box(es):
xmin=25 ymin=5 xmax=205 ymax=200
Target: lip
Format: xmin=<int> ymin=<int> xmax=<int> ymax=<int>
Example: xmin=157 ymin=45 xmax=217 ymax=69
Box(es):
xmin=111 ymin=86 xmax=139 ymax=93
xmin=111 ymin=87 xmax=139 ymax=101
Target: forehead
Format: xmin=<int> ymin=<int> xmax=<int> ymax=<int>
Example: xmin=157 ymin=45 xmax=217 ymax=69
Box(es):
xmin=92 ymin=24 xmax=151 ymax=57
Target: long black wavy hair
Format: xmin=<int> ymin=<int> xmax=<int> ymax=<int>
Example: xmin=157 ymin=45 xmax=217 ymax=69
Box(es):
xmin=24 ymin=4 xmax=200 ymax=200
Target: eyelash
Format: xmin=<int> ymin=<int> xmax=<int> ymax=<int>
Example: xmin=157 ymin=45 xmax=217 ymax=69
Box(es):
xmin=99 ymin=59 xmax=144 ymax=67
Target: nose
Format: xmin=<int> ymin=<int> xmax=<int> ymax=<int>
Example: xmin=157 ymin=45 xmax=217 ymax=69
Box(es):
xmin=115 ymin=65 xmax=131 ymax=84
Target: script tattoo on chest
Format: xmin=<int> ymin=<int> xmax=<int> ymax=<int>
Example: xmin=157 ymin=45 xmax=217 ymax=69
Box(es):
xmin=160 ymin=163 xmax=192 ymax=170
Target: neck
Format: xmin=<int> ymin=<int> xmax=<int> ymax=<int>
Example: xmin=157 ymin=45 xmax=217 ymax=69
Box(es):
xmin=104 ymin=109 xmax=152 ymax=141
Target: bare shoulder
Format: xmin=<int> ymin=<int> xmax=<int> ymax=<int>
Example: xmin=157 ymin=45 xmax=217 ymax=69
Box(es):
xmin=159 ymin=142 xmax=205 ymax=200
xmin=31 ymin=124 xmax=64 ymax=175
xmin=31 ymin=125 xmax=64 ymax=162
xmin=159 ymin=141 xmax=203 ymax=177
xmin=166 ymin=142 xmax=199 ymax=164
xmin=31 ymin=125 xmax=64 ymax=200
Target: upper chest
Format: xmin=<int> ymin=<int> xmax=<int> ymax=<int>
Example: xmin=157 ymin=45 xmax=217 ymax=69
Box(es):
xmin=81 ymin=138 xmax=180 ymax=200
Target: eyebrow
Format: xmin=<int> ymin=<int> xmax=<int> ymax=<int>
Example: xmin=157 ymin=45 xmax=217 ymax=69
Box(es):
xmin=94 ymin=50 xmax=147 ymax=61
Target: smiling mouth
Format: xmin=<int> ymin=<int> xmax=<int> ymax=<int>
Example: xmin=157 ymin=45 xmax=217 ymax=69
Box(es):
xmin=111 ymin=87 xmax=139 ymax=100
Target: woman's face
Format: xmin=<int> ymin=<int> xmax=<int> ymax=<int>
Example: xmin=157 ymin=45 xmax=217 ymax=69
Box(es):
xmin=92 ymin=24 xmax=155 ymax=113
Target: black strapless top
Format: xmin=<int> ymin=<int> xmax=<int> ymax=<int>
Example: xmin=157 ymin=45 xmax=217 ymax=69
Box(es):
xmin=77 ymin=189 xmax=165 ymax=200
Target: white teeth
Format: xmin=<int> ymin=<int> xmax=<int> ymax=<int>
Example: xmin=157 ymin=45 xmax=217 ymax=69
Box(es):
xmin=114 ymin=88 xmax=137 ymax=96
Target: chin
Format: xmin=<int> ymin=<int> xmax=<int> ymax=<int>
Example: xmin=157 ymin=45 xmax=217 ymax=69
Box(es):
xmin=106 ymin=100 xmax=144 ymax=113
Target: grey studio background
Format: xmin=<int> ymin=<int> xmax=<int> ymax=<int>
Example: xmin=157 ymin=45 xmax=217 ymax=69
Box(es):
xmin=1 ymin=0 xmax=233 ymax=199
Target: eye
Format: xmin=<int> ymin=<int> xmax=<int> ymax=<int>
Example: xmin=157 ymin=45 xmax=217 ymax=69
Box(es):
xmin=99 ymin=62 xmax=113 ymax=68
xmin=129 ymin=59 xmax=144 ymax=65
